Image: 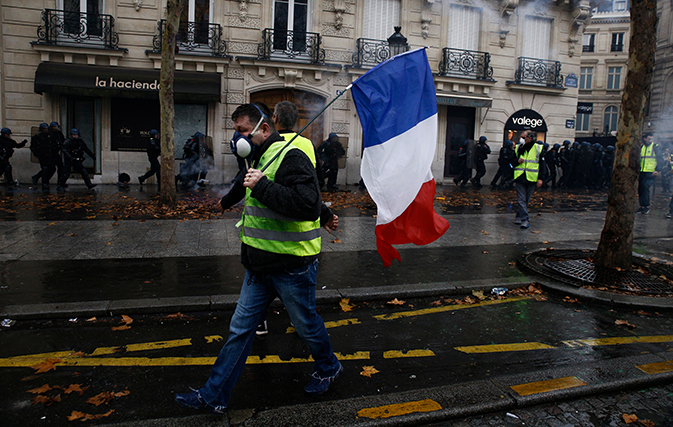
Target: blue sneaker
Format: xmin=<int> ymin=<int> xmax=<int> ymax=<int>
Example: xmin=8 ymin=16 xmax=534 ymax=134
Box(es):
xmin=520 ymin=220 xmax=530 ymax=229
xmin=304 ymin=363 xmax=343 ymax=395
xmin=175 ymin=388 xmax=226 ymax=415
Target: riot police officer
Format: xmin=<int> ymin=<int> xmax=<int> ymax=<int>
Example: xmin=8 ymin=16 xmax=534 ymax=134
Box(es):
xmin=0 ymin=128 xmax=27 ymax=187
xmin=30 ymin=123 xmax=59 ymax=190
xmin=58 ymin=128 xmax=96 ymax=191
xmin=471 ymin=136 xmax=491 ymax=189
xmin=139 ymin=129 xmax=161 ymax=188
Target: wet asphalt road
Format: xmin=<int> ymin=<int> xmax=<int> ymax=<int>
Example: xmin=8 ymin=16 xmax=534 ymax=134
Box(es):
xmin=3 ymin=289 xmax=673 ymax=426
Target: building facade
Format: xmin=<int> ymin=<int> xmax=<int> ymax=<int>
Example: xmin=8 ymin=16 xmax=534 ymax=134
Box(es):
xmin=1 ymin=0 xmax=591 ymax=186
xmin=575 ymin=0 xmax=629 ymax=141
xmin=646 ymin=0 xmax=673 ymax=145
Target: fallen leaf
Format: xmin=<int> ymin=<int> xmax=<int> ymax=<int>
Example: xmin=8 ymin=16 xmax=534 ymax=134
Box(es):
xmin=622 ymin=413 xmax=638 ymax=423
xmin=86 ymin=317 xmax=97 ymax=322
xmin=542 ymin=241 xmax=549 ymax=244
xmin=31 ymin=358 xmax=61 ymax=374
xmin=615 ymin=319 xmax=637 ymax=328
xmin=640 ymin=420 xmax=655 ymax=427
xmin=563 ymin=296 xmax=580 ymax=304
xmin=63 ymin=384 xmax=89 ymax=395
xmin=386 ymin=298 xmax=405 ymax=306
xmin=121 ymin=315 xmax=133 ymax=325
xmin=339 ymin=298 xmax=355 ymax=312
xmin=111 ymin=325 xmax=131 ymax=331
xmin=331 ymin=238 xmax=342 ymax=243
xmin=360 ymin=366 xmax=380 ymax=377
xmin=481 ymin=230 xmax=489 ymax=235
xmin=68 ymin=410 xmax=115 ymax=421
xmin=472 ymin=290 xmax=485 ymax=300
xmin=32 ymin=394 xmax=61 ymax=406
xmin=88 ymin=391 xmax=117 ymax=406
xmin=429 ymin=300 xmax=442 ymax=306
xmin=482 ymin=250 xmax=489 ymax=254
xmin=68 ymin=233 xmax=77 ymax=237
xmin=27 ymin=384 xmax=54 ymax=394
xmin=532 ymin=231 xmax=541 ymax=234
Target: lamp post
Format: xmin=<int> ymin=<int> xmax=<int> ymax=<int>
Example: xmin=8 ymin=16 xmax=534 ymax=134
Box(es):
xmin=387 ymin=26 xmax=408 ymax=57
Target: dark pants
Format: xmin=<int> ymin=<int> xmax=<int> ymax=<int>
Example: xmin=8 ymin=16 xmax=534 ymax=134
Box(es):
xmin=141 ymin=156 xmax=161 ymax=181
xmin=0 ymin=160 xmax=13 ymax=184
xmin=324 ymin=161 xmax=338 ymax=190
xmin=515 ymin=180 xmax=537 ymax=222
xmin=34 ymin=161 xmax=56 ymax=190
xmin=58 ymin=158 xmax=94 ymax=188
xmin=544 ymin=166 xmax=557 ymax=188
xmin=639 ymin=172 xmax=654 ymax=209
xmin=472 ymin=161 xmax=486 ymax=187
xmin=455 ymin=167 xmax=472 ymax=187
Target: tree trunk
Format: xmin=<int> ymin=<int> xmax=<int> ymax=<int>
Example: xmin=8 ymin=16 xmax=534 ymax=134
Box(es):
xmin=594 ymin=0 xmax=658 ymax=269
xmin=158 ymin=0 xmax=183 ymax=207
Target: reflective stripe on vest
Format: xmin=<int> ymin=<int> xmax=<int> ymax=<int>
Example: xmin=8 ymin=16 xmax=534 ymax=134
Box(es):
xmin=513 ymin=143 xmax=542 ymax=182
xmin=641 ymin=144 xmax=657 ymax=172
xmin=241 ymin=141 xmax=321 ymax=256
xmin=281 ymin=133 xmax=316 ymax=167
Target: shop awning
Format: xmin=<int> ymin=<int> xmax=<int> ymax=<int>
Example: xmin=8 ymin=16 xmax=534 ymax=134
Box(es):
xmin=34 ymin=63 xmax=221 ymax=103
xmin=436 ymin=94 xmax=492 ymax=108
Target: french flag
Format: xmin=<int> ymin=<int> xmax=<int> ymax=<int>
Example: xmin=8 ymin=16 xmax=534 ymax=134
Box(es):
xmin=351 ymin=48 xmax=450 ymax=267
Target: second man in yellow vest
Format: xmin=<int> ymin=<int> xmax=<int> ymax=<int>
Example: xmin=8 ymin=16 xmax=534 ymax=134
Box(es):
xmin=513 ymin=130 xmax=546 ymax=229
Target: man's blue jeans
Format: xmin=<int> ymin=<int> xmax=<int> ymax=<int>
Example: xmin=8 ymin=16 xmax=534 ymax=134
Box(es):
xmin=198 ymin=260 xmax=340 ymax=408
xmin=639 ymin=172 xmax=654 ymax=208
xmin=515 ymin=180 xmax=536 ymax=221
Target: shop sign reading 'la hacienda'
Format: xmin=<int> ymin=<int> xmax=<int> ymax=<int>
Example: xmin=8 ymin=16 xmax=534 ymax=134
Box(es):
xmin=95 ymin=76 xmax=160 ymax=91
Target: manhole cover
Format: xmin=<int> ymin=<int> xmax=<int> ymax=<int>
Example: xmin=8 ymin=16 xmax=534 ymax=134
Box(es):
xmin=519 ymin=249 xmax=673 ymax=296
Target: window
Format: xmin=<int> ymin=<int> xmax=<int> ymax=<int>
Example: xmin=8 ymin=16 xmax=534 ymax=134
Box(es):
xmin=274 ymin=0 xmax=311 ymax=51
xmin=611 ymin=33 xmax=624 ymax=52
xmin=580 ymin=67 xmax=593 ymax=89
xmin=582 ymin=34 xmax=595 ymax=52
xmin=363 ymin=0 xmax=400 ymax=40
xmin=607 ymin=66 xmax=622 ymax=89
xmin=179 ymin=0 xmax=212 ymax=44
xmin=604 ymin=106 xmax=619 ymax=133
xmin=523 ymin=16 xmax=552 ymax=59
xmin=614 ymin=0 xmax=627 ymax=11
xmin=448 ymin=5 xmax=481 ymax=51
xmin=61 ymin=0 xmax=103 ymax=36
xmin=576 ymin=113 xmax=591 ymax=132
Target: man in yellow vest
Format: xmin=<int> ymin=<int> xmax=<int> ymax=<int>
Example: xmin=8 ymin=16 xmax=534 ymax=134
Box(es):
xmin=176 ymin=103 xmax=342 ymax=415
xmin=638 ymin=133 xmax=659 ymax=214
xmin=513 ymin=130 xmax=545 ymax=229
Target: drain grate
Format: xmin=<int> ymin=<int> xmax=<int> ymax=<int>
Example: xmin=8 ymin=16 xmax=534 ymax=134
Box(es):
xmin=519 ymin=249 xmax=673 ymax=296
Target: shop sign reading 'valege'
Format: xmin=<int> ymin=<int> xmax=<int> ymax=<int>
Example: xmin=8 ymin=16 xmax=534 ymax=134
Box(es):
xmin=95 ymin=76 xmax=160 ymax=90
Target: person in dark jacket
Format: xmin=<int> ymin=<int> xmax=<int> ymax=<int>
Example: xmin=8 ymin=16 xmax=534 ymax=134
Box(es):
xmin=175 ymin=103 xmax=342 ymax=415
xmin=49 ymin=121 xmax=66 ymax=185
xmin=57 ymin=128 xmax=96 ymax=191
xmin=30 ymin=123 xmax=60 ymax=191
xmin=454 ymin=139 xmax=472 ymax=188
xmin=139 ymin=129 xmax=160 ymax=188
xmin=0 ymin=128 xmax=27 ymax=187
xmin=317 ymin=132 xmax=345 ymax=191
xmin=557 ymin=140 xmax=572 ymax=188
xmin=602 ymin=145 xmax=615 ymax=188
xmin=471 ymin=136 xmax=491 ymax=188
xmin=543 ymin=143 xmax=560 ymax=189
xmin=490 ymin=139 xmax=516 ymax=189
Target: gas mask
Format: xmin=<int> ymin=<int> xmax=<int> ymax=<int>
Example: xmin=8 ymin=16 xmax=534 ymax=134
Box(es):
xmin=230 ymin=115 xmax=264 ymax=160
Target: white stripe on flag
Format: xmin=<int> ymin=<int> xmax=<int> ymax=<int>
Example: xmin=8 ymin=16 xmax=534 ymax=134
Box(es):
xmin=361 ymin=114 xmax=438 ymax=225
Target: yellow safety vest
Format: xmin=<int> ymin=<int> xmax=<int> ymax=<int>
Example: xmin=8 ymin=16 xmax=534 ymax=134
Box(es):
xmin=640 ymin=144 xmax=657 ymax=172
xmin=280 ymin=132 xmax=317 ymax=167
xmin=513 ymin=144 xmax=542 ymax=182
xmin=241 ymin=141 xmax=321 ymax=256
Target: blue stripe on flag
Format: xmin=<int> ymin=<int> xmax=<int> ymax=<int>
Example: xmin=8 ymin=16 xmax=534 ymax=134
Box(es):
xmin=351 ymin=48 xmax=437 ymax=148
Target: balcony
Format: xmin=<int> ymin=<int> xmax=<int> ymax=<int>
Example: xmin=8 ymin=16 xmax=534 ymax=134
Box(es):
xmin=152 ymin=20 xmax=227 ymax=57
xmin=35 ymin=9 xmax=121 ymax=50
xmin=351 ymin=38 xmax=392 ymax=68
xmin=511 ymin=57 xmax=563 ymax=88
xmin=257 ymin=28 xmax=325 ymax=64
xmin=611 ymin=44 xmax=624 ymax=52
xmin=582 ymin=45 xmax=595 ymax=53
xmin=437 ymin=47 xmax=494 ymax=81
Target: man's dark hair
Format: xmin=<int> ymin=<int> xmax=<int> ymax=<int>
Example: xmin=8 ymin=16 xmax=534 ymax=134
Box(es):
xmin=274 ymin=101 xmax=299 ymax=130
xmin=643 ymin=132 xmax=653 ymax=140
xmin=232 ymin=103 xmax=275 ymax=131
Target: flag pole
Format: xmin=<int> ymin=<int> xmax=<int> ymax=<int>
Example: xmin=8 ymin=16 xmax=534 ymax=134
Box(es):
xmin=259 ymin=84 xmax=353 ymax=172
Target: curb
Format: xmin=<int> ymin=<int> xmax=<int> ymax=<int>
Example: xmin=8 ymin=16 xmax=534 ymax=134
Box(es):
xmin=0 ymin=278 xmax=533 ymax=320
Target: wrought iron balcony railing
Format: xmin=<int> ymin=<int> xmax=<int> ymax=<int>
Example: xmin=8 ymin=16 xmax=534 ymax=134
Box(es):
xmin=152 ymin=20 xmax=227 ymax=57
xmin=35 ymin=9 xmax=121 ymax=50
xmin=437 ymin=47 xmax=494 ymax=81
xmin=351 ymin=38 xmax=391 ymax=68
xmin=257 ymin=28 xmax=325 ymax=64
xmin=512 ymin=57 xmax=564 ymax=88
xmin=582 ymin=44 xmax=595 ymax=52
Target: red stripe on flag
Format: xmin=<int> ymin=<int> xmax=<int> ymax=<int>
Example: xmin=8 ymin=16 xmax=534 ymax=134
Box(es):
xmin=374 ymin=179 xmax=450 ymax=267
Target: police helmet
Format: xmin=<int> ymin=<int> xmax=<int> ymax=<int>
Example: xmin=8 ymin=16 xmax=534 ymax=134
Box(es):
xmin=553 ymin=143 xmax=561 ymax=150
xmin=606 ymin=145 xmax=615 ymax=152
xmin=49 ymin=121 xmax=59 ymax=128
xmin=70 ymin=128 xmax=80 ymax=136
xmin=1 ymin=127 xmax=11 ymax=135
xmin=478 ymin=136 xmax=487 ymax=142
xmin=149 ymin=129 xmax=159 ymax=137
xmin=39 ymin=123 xmax=49 ymax=130
xmin=563 ymin=140 xmax=571 ymax=145
xmin=504 ymin=140 xmax=514 ymax=148
xmin=543 ymin=142 xmax=549 ymax=150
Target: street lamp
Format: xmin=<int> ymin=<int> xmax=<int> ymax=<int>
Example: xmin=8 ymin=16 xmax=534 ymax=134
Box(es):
xmin=387 ymin=26 xmax=408 ymax=57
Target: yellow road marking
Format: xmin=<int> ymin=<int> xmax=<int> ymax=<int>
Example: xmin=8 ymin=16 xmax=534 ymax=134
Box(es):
xmin=286 ymin=318 xmax=361 ymax=334
xmin=357 ymin=399 xmax=442 ymax=419
xmin=383 ymin=349 xmax=435 ymax=358
xmin=455 ymin=342 xmax=555 ymax=353
xmin=510 ymin=376 xmax=587 ymax=396
xmin=90 ymin=339 xmax=192 ymax=356
xmin=636 ymin=360 xmax=673 ymax=374
xmin=563 ymin=335 xmax=673 ymax=347
xmin=373 ymin=297 xmax=531 ymax=321
xmin=205 ymin=335 xmax=223 ymax=343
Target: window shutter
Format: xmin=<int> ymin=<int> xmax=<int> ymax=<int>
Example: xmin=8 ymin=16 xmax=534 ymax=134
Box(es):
xmin=363 ymin=0 xmax=400 ymax=40
xmin=448 ymin=5 xmax=481 ymax=51
xmin=523 ymin=16 xmax=552 ymax=59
